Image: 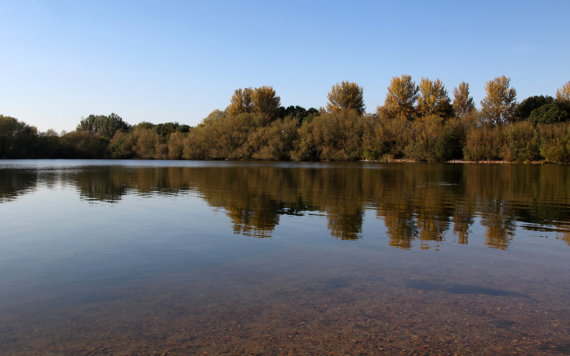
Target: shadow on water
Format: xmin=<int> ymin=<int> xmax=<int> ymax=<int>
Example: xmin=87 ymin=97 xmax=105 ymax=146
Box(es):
xmin=490 ymin=319 xmax=517 ymax=329
xmin=406 ymin=280 xmax=530 ymax=298
xmin=308 ymin=277 xmax=351 ymax=292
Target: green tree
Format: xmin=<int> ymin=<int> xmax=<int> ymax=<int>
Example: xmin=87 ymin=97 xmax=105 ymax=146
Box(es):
xmin=378 ymin=75 xmax=419 ymax=121
xmin=77 ymin=113 xmax=130 ymax=139
xmin=416 ymin=78 xmax=454 ymax=119
xmin=528 ymin=101 xmax=570 ymax=125
xmin=516 ymin=95 xmax=554 ymax=121
xmin=77 ymin=115 xmax=99 ymax=133
xmin=557 ymin=81 xmax=570 ymax=103
xmin=0 ymin=115 xmax=27 ymax=158
xmin=153 ymin=122 xmax=189 ymax=138
xmin=96 ymin=113 xmax=130 ymax=139
xmin=452 ymin=82 xmax=475 ymax=117
xmin=326 ymin=81 xmax=365 ymax=115
xmin=480 ymin=76 xmax=517 ymax=125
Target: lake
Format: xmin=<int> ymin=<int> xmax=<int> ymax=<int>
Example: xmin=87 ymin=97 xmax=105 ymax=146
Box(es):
xmin=1 ymin=160 xmax=569 ymax=355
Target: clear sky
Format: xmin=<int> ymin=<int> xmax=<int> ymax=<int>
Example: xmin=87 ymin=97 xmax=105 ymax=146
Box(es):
xmin=1 ymin=0 xmax=569 ymax=132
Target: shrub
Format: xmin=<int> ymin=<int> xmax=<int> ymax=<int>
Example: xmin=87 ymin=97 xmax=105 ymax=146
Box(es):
xmin=500 ymin=122 xmax=540 ymax=162
xmin=464 ymin=125 xmax=503 ymax=161
xmin=539 ymin=123 xmax=570 ymax=163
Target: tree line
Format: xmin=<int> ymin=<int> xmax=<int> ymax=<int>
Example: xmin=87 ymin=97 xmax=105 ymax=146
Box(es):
xmin=1 ymin=78 xmax=570 ymax=162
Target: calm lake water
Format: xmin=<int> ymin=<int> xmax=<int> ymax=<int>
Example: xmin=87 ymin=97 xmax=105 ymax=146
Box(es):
xmin=1 ymin=160 xmax=569 ymax=355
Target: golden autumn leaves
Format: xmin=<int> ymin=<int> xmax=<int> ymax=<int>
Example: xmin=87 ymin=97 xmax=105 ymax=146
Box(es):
xmin=231 ymin=77 xmax=570 ymax=127
xmin=228 ymin=78 xmax=570 ymax=129
xmin=228 ymin=86 xmax=281 ymax=122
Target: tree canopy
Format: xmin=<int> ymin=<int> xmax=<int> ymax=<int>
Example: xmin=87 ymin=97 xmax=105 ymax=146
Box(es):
xmin=557 ymin=81 xmax=570 ymax=103
xmin=516 ymin=95 xmax=554 ymax=121
xmin=251 ymin=86 xmax=281 ymax=122
xmin=228 ymin=88 xmax=253 ymax=117
xmin=416 ymin=78 xmax=454 ymax=119
xmin=379 ymin=75 xmax=419 ymax=121
xmin=452 ymin=82 xmax=475 ymax=117
xmin=325 ymin=81 xmax=365 ymax=115
xmin=528 ymin=101 xmax=570 ymax=125
xmin=228 ymin=86 xmax=281 ymax=123
xmin=480 ymin=76 xmax=517 ymax=125
xmin=77 ymin=113 xmax=130 ymax=139
xmin=0 ymin=115 xmax=27 ymax=158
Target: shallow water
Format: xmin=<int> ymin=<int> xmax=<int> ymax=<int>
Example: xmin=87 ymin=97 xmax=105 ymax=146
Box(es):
xmin=1 ymin=160 xmax=569 ymax=355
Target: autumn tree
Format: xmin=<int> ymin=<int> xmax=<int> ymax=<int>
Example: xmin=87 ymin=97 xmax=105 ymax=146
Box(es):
xmin=480 ymin=76 xmax=517 ymax=125
xmin=251 ymin=86 xmax=281 ymax=122
xmin=228 ymin=88 xmax=253 ymax=117
xmin=452 ymin=82 xmax=475 ymax=117
xmin=378 ymin=75 xmax=419 ymax=121
xmin=557 ymin=81 xmax=570 ymax=102
xmin=416 ymin=78 xmax=454 ymax=119
xmin=326 ymin=81 xmax=365 ymax=115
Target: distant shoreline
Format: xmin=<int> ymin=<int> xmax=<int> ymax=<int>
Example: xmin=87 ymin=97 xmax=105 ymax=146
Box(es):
xmin=0 ymin=157 xmax=565 ymax=165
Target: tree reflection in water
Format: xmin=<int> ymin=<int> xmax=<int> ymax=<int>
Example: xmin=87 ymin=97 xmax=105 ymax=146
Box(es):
xmin=2 ymin=163 xmax=570 ymax=249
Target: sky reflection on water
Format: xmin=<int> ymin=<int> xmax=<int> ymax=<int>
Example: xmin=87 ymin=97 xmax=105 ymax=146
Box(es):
xmin=1 ymin=160 xmax=570 ymax=355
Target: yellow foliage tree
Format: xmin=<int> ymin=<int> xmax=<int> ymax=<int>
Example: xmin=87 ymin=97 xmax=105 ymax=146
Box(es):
xmin=480 ymin=76 xmax=517 ymax=126
xmin=326 ymin=81 xmax=365 ymax=115
xmin=416 ymin=78 xmax=454 ymax=119
xmin=556 ymin=81 xmax=570 ymax=103
xmin=228 ymin=88 xmax=253 ymax=117
xmin=452 ymin=82 xmax=475 ymax=117
xmin=378 ymin=75 xmax=419 ymax=121
xmin=251 ymin=86 xmax=281 ymax=122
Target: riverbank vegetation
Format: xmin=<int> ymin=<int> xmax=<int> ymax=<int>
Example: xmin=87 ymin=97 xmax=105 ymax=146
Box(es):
xmin=2 ymin=78 xmax=570 ymax=163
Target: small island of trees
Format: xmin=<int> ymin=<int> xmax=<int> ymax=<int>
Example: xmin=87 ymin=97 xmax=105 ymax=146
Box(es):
xmin=1 ymin=77 xmax=570 ymax=163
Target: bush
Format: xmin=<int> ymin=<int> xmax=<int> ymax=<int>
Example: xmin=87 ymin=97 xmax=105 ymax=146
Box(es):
xmin=245 ymin=118 xmax=298 ymax=161
xmin=464 ymin=125 xmax=503 ymax=161
xmin=108 ymin=128 xmax=163 ymax=159
xmin=539 ymin=123 xmax=570 ymax=163
xmin=59 ymin=131 xmax=108 ymax=158
xmin=500 ymin=122 xmax=540 ymax=162
xmin=404 ymin=115 xmax=458 ymax=162
xmin=292 ymin=110 xmax=365 ymax=161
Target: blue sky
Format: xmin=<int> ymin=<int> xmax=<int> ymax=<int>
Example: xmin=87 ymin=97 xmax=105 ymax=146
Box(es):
xmin=1 ymin=0 xmax=569 ymax=132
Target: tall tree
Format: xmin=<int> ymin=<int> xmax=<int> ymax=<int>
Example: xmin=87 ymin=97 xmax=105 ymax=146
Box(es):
xmin=228 ymin=88 xmax=253 ymax=117
xmin=557 ymin=81 xmax=570 ymax=103
xmin=326 ymin=81 xmax=365 ymax=115
xmin=516 ymin=95 xmax=554 ymax=121
xmin=416 ymin=78 xmax=454 ymax=118
xmin=452 ymin=82 xmax=475 ymax=117
xmin=252 ymin=86 xmax=281 ymax=122
xmin=378 ymin=75 xmax=419 ymax=121
xmin=480 ymin=76 xmax=517 ymax=125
